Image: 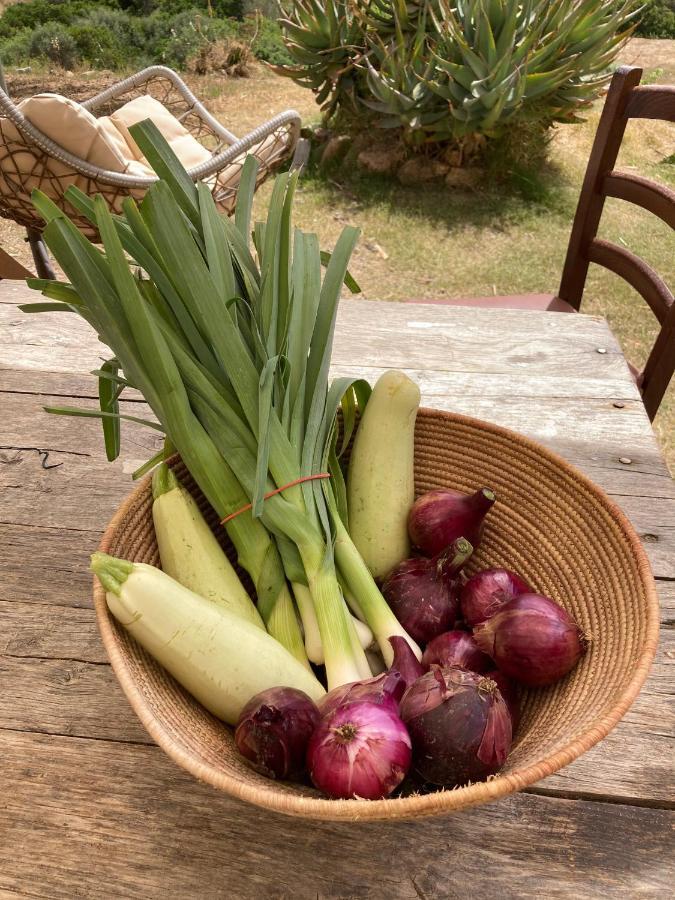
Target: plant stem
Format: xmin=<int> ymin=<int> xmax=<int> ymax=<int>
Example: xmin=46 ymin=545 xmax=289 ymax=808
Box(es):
xmin=333 ymin=516 xmax=422 ymax=665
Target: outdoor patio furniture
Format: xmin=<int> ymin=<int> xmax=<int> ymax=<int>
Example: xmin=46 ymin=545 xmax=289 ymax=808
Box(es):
xmin=1 ymin=286 xmax=672 ymax=895
xmin=415 ymin=65 xmax=675 ymax=421
xmin=0 ymin=64 xmax=301 ymax=279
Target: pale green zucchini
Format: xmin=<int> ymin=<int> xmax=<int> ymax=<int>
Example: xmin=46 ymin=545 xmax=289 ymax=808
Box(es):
xmin=91 ymin=553 xmax=325 ymax=724
xmin=152 ymin=464 xmax=264 ymax=630
xmin=347 ymin=370 xmax=420 ymax=579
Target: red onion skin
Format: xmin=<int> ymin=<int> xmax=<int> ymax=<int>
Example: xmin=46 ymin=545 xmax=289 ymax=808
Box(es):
xmin=389 ymin=635 xmax=425 ymax=688
xmin=400 ymin=667 xmax=512 ymax=786
xmin=307 ymin=701 xmax=412 ymax=800
xmin=473 ymin=593 xmax=586 ymax=687
xmin=235 ymin=687 xmax=320 ymax=781
xmin=487 ymin=669 xmax=520 ymax=732
xmin=460 ymin=568 xmax=531 ymax=627
xmin=422 ymin=630 xmax=493 ymax=674
xmin=381 ymin=538 xmax=472 ymax=644
xmin=317 ymin=671 xmax=406 ymax=718
xmin=408 ymin=488 xmax=495 ymax=557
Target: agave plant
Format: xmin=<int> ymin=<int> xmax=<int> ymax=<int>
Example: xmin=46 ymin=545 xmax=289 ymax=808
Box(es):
xmin=277 ymin=0 xmax=640 ymax=147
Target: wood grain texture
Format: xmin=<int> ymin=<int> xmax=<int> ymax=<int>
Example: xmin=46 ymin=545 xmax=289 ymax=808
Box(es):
xmin=0 ymin=589 xmax=671 ymax=804
xmin=1 ymin=729 xmax=673 ymax=900
xmin=2 ymin=287 xmax=674 ymax=894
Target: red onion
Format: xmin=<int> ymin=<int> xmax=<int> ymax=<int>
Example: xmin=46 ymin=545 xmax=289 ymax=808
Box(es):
xmin=234 ymin=687 xmax=320 ymax=780
xmin=473 ymin=593 xmax=586 ymax=686
xmin=389 ymin=635 xmax=425 ymax=687
xmin=460 ymin=568 xmax=531 ymax=626
xmin=422 ymin=630 xmax=492 ymax=673
xmin=408 ymin=487 xmax=495 ymax=557
xmin=317 ymin=671 xmax=406 ymax=718
xmin=307 ymin=700 xmax=412 ymax=799
xmin=381 ymin=537 xmax=473 ymax=644
xmin=487 ymin=669 xmax=520 ymax=732
xmin=400 ymin=667 xmax=512 ymax=786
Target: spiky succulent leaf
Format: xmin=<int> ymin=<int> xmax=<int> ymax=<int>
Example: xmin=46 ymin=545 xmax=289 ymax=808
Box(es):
xmin=277 ymin=0 xmax=640 ymax=141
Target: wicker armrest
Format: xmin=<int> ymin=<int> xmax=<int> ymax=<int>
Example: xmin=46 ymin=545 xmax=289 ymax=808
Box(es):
xmin=82 ymin=65 xmax=238 ymax=146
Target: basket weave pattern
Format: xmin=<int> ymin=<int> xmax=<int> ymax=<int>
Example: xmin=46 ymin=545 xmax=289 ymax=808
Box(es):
xmin=94 ymin=409 xmax=659 ymax=821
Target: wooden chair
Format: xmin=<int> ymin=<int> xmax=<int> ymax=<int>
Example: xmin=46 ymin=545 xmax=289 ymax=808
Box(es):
xmin=417 ymin=66 xmax=675 ymax=421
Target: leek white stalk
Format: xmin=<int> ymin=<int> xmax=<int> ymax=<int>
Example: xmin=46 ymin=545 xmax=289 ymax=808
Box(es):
xmin=347 ymin=370 xmax=420 ymax=579
xmin=294 ymin=580 xmax=373 ymax=664
xmin=91 ymin=552 xmax=324 ymax=724
xmin=335 ymin=516 xmax=422 ymax=665
xmin=151 ymin=463 xmax=265 ymax=629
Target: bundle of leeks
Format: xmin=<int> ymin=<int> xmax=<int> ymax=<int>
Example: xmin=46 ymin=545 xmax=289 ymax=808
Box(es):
xmin=26 ymin=120 xmax=420 ymax=707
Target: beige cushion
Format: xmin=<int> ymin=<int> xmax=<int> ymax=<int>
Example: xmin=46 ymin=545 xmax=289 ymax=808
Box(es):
xmin=18 ymin=93 xmax=129 ymax=173
xmin=104 ymin=94 xmax=212 ymax=171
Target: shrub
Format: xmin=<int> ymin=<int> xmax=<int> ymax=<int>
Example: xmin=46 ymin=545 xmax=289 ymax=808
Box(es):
xmin=250 ymin=14 xmax=292 ymax=65
xmin=158 ymin=9 xmax=239 ymax=68
xmin=0 ymin=1 xmax=119 ymax=38
xmin=28 ymin=22 xmax=79 ymax=70
xmin=636 ymin=0 xmax=675 ymax=36
xmin=119 ymin=0 xmax=243 ymax=14
xmin=0 ymin=0 xmax=288 ymax=72
xmin=277 ymin=0 xmax=640 ymax=155
xmin=0 ymin=26 xmax=34 ymax=66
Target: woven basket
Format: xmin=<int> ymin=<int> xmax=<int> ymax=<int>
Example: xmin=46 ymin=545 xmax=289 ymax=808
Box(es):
xmin=94 ymin=408 xmax=659 ymax=821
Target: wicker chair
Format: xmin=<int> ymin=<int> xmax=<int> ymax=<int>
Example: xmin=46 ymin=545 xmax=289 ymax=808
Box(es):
xmin=0 ymin=65 xmax=301 ymax=278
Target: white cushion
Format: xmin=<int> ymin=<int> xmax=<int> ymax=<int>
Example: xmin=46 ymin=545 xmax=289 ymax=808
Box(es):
xmin=103 ymin=94 xmax=212 ymax=171
xmin=18 ymin=93 xmax=129 ymax=173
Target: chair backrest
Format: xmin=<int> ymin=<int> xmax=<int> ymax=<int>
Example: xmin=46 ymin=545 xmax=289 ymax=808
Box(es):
xmin=558 ymin=66 xmax=675 ymax=421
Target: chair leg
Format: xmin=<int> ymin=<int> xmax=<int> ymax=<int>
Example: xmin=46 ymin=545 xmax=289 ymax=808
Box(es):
xmin=290 ymin=138 xmax=310 ymax=174
xmin=26 ymin=227 xmax=56 ymax=280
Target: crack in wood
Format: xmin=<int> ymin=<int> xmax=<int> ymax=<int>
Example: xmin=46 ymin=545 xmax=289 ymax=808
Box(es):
xmin=0 ymin=446 xmax=91 ymax=467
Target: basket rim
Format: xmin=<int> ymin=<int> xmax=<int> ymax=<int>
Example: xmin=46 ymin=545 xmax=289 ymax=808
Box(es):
xmin=93 ymin=407 xmax=660 ymax=822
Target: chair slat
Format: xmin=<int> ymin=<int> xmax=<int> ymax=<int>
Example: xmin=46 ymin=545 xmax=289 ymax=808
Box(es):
xmin=588 ymin=238 xmax=673 ymax=325
xmin=603 ymin=172 xmax=675 ymax=230
xmin=641 ymin=306 xmax=675 ymax=421
xmin=625 ymin=85 xmax=675 ymax=122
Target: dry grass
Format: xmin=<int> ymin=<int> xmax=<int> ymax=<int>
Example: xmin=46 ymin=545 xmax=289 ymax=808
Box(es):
xmin=0 ymin=36 xmax=673 ymax=466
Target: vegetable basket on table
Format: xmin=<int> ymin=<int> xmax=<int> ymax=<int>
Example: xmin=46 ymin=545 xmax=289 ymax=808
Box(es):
xmin=24 ymin=121 xmax=658 ymax=821
xmin=93 ymin=409 xmax=658 ymax=822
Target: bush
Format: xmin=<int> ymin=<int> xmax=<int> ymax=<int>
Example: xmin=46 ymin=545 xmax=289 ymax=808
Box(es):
xmin=157 ymin=9 xmax=238 ymax=68
xmin=0 ymin=1 xmax=119 ymax=38
xmin=636 ymin=0 xmax=675 ymax=36
xmin=277 ymin=0 xmax=640 ymax=158
xmin=0 ymin=26 xmax=33 ymax=67
xmin=28 ymin=22 xmax=79 ymax=70
xmin=118 ymin=0 xmax=243 ymax=15
xmin=250 ymin=14 xmax=292 ymax=65
xmin=0 ymin=0 xmax=288 ymax=72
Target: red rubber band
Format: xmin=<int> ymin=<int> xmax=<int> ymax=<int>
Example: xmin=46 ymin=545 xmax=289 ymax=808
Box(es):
xmin=220 ymin=472 xmax=331 ymax=524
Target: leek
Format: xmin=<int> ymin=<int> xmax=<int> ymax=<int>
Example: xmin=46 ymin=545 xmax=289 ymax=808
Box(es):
xmin=28 ymin=123 xmax=419 ymax=690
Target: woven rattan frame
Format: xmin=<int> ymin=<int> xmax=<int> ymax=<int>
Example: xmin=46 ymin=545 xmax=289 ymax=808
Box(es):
xmin=0 ymin=66 xmax=300 ymax=236
xmin=93 ymin=408 xmax=659 ymax=822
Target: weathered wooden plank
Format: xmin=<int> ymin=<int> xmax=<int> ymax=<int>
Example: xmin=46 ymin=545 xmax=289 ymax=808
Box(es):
xmin=0 ymin=655 xmax=150 ymax=744
xmin=1 ymin=596 xmax=671 ymax=804
xmin=0 ymin=600 xmax=106 ymax=662
xmin=0 ymin=291 xmax=637 ymax=386
xmin=538 ymin=630 xmax=674 ymax=802
xmin=0 ymin=729 xmax=672 ymax=900
xmin=660 ymin=582 xmax=675 ymax=624
xmin=0 ymin=524 xmax=99 ymax=609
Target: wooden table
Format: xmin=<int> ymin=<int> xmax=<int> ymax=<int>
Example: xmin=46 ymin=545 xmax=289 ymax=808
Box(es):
xmin=1 ymin=283 xmax=673 ymax=898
